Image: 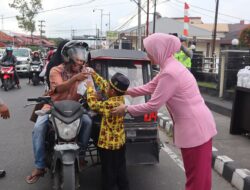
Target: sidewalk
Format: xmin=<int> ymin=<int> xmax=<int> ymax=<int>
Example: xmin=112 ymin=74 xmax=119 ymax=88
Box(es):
xmin=158 ymin=93 xmax=250 ymax=190
xmin=202 ymin=93 xmax=232 ymax=117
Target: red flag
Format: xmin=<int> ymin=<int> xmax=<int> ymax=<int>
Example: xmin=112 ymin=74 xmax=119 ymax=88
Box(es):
xmin=184 ymin=2 xmax=189 ymax=9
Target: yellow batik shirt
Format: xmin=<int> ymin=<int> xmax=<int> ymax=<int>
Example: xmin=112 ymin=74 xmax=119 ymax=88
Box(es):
xmin=87 ymin=72 xmax=126 ymax=150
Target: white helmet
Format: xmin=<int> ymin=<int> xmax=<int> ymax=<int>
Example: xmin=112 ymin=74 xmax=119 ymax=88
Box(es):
xmin=61 ymin=40 xmax=89 ymax=63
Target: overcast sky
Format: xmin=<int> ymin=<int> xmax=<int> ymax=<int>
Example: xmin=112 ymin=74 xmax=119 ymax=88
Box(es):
xmin=0 ymin=0 xmax=249 ymax=39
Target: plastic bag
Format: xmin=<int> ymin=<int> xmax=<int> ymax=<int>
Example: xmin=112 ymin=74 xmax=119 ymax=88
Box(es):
xmin=237 ymin=66 xmax=250 ymax=88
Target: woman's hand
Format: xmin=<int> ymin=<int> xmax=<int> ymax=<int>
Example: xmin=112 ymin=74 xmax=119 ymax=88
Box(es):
xmin=0 ymin=104 xmax=10 ymax=119
xmin=72 ymin=72 xmax=89 ymax=82
xmin=111 ymin=104 xmax=127 ymax=116
xmin=86 ymin=67 xmax=95 ymax=75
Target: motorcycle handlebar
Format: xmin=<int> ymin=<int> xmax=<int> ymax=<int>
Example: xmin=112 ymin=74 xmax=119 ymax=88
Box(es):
xmin=27 ymin=98 xmax=39 ymax=102
xmin=27 ymin=96 xmax=51 ymax=103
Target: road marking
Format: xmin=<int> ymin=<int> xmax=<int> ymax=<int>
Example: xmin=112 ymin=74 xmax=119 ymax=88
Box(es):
xmin=162 ymin=144 xmax=219 ymax=172
xmin=212 ymin=146 xmax=218 ymax=151
xmin=161 ymin=143 xmax=185 ymax=171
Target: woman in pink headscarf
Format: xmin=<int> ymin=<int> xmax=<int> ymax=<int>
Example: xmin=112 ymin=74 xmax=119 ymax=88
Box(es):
xmin=111 ymin=33 xmax=217 ymax=190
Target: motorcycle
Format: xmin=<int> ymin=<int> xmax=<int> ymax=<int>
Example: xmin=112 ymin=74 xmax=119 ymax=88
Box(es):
xmin=0 ymin=61 xmax=16 ymax=91
xmin=29 ymin=60 xmax=44 ymax=85
xmin=27 ymin=96 xmax=89 ymax=190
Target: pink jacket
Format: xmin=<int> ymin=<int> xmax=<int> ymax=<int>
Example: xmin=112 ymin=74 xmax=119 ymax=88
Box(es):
xmin=127 ymin=33 xmax=217 ymax=148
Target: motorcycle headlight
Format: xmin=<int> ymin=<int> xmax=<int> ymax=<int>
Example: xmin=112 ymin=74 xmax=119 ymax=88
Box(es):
xmin=54 ymin=118 xmax=81 ymax=140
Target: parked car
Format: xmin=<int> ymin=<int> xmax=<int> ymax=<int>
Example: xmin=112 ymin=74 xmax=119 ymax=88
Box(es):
xmin=0 ymin=48 xmax=5 ymax=61
xmin=89 ymin=49 xmax=160 ymax=165
xmin=13 ymin=47 xmax=32 ymax=76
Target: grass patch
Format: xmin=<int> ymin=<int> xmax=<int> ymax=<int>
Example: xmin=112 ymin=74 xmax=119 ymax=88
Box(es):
xmin=197 ymin=81 xmax=217 ymax=89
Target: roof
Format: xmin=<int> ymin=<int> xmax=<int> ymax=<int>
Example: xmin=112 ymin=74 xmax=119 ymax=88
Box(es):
xmin=192 ymin=24 xmax=229 ymax=33
xmin=11 ymin=32 xmax=55 ymax=47
xmin=0 ymin=31 xmax=13 ymax=42
xmin=172 ymin=17 xmax=203 ymax=24
xmin=90 ymin=49 xmax=150 ymax=61
xmin=121 ymin=17 xmax=213 ymax=39
xmin=221 ymin=23 xmax=250 ymax=44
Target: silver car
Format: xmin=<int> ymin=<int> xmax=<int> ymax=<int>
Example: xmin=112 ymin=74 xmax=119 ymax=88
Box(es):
xmin=13 ymin=48 xmax=32 ymax=76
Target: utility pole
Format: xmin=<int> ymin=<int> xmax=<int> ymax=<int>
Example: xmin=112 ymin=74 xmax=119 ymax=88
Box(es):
xmin=211 ymin=0 xmax=219 ymax=70
xmin=38 ymin=20 xmax=45 ymax=48
xmin=146 ymin=0 xmax=149 ymax=37
xmin=138 ymin=0 xmax=142 ymax=50
xmin=108 ymin=12 xmax=110 ymax=31
xmin=96 ymin=25 xmax=100 ymax=49
xmin=93 ymin=9 xmax=103 ymax=38
xmin=71 ymin=29 xmax=76 ymax=40
xmin=104 ymin=12 xmax=111 ymax=31
xmin=103 ymin=12 xmax=111 ymax=49
xmin=1 ymin=15 xmax=3 ymax=31
xmin=153 ymin=0 xmax=157 ymax=33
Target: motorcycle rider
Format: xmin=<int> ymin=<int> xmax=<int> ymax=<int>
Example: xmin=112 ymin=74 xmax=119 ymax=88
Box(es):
xmin=32 ymin=51 xmax=41 ymax=62
xmin=28 ymin=51 xmax=43 ymax=84
xmin=25 ymin=41 xmax=93 ymax=184
xmin=45 ymin=40 xmax=69 ymax=89
xmin=1 ymin=47 xmax=20 ymax=88
xmin=0 ymin=97 xmax=10 ymax=178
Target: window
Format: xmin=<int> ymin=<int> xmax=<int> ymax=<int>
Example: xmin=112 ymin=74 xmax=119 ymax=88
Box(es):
xmin=107 ymin=61 xmax=146 ymax=105
xmin=13 ymin=49 xmax=29 ymax=57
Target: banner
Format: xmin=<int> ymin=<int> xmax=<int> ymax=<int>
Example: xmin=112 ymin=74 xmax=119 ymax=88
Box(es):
xmin=106 ymin=31 xmax=119 ymax=40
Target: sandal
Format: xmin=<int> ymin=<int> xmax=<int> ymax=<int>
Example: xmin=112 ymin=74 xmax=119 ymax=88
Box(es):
xmin=25 ymin=168 xmax=46 ymax=184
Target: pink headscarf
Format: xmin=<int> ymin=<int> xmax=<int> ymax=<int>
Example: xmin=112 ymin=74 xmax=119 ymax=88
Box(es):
xmin=143 ymin=33 xmax=181 ymax=69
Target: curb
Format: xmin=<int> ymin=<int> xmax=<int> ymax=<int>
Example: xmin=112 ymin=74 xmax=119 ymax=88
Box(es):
xmin=157 ymin=113 xmax=250 ymax=190
xmin=205 ymin=100 xmax=232 ymax=117
xmin=212 ymin=153 xmax=250 ymax=190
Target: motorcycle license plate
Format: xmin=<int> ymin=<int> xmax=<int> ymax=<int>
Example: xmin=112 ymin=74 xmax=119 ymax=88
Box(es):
xmin=126 ymin=130 xmax=136 ymax=138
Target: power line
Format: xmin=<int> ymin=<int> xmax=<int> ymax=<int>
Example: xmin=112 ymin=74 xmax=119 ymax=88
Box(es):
xmin=173 ymin=0 xmax=250 ymax=22
xmin=114 ymin=0 xmax=150 ymax=31
xmin=2 ymin=0 xmax=129 ymax=20
xmin=169 ymin=1 xmax=232 ymax=23
xmin=38 ymin=20 xmax=45 ymax=47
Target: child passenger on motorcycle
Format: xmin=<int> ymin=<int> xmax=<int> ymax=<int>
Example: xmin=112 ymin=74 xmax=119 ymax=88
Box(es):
xmin=25 ymin=41 xmax=93 ymax=184
xmin=86 ymin=70 xmax=130 ymax=190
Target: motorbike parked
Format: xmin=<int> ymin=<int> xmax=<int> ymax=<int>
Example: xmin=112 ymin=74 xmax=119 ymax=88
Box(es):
xmin=29 ymin=60 xmax=44 ymax=85
xmin=26 ymin=96 xmax=89 ymax=190
xmin=0 ymin=61 xmax=16 ymax=91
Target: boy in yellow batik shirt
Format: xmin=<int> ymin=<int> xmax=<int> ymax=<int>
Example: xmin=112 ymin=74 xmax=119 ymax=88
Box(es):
xmin=86 ymin=69 xmax=130 ymax=190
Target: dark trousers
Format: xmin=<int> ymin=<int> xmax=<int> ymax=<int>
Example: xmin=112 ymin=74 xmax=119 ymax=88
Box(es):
xmin=14 ymin=70 xmax=19 ymax=84
xmin=99 ymin=146 xmax=130 ymax=190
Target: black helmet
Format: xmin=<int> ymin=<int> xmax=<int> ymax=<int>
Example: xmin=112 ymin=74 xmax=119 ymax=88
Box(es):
xmin=61 ymin=40 xmax=89 ymax=63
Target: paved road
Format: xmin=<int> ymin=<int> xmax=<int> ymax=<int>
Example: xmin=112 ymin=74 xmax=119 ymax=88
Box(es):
xmin=0 ymin=79 xmax=236 ymax=190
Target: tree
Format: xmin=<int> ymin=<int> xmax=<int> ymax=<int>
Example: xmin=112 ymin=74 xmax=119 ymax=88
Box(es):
xmin=9 ymin=0 xmax=43 ymax=43
xmin=239 ymin=26 xmax=250 ymax=48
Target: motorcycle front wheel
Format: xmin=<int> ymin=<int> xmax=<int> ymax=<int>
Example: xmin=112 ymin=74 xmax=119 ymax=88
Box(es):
xmin=62 ymin=164 xmax=76 ymax=190
xmin=3 ymin=79 xmax=8 ymax=91
xmin=52 ymin=162 xmax=62 ymax=190
xmin=32 ymin=76 xmax=40 ymax=86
